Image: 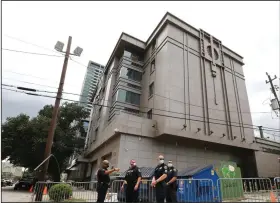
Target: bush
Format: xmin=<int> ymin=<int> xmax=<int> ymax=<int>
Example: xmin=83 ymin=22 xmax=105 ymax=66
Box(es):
xmin=49 ymin=183 xmax=73 ymax=202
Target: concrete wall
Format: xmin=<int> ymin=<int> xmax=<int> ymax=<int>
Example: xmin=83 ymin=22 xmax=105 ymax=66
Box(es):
xmin=117 ymin=134 xmax=251 ymax=173
xmin=255 ymin=151 xmax=280 ymax=177
xmin=146 ymin=23 xmax=254 ymax=145
xmin=87 ymin=135 xmax=121 ymax=178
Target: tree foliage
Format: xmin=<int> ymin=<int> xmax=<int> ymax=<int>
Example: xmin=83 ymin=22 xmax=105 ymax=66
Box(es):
xmin=1 ymin=102 xmax=89 ymax=181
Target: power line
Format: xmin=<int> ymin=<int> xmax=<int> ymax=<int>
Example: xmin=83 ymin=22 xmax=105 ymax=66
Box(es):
xmin=3 ymin=87 xmax=280 ymax=134
xmin=2 ymin=83 xmax=280 ymax=132
xmin=2 ymin=70 xmax=83 ymax=89
xmin=4 ymin=34 xmax=62 ymax=55
xmin=2 ymin=77 xmax=59 ymax=89
xmin=2 ymin=48 xmax=64 ymax=57
xmin=2 ymin=83 xmax=89 ymax=99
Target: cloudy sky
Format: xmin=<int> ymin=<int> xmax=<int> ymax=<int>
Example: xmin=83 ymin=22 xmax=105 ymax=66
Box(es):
xmin=2 ymin=1 xmax=280 ymax=140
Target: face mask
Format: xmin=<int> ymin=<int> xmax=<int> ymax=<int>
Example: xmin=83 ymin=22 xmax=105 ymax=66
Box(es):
xmin=168 ymin=163 xmax=172 ymax=167
xmin=159 ymin=159 xmax=164 ymax=164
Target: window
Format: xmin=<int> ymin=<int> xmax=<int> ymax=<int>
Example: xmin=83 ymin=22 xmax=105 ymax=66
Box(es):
xmin=117 ymin=89 xmax=140 ymax=105
xmin=92 ymin=127 xmax=98 ymax=141
xmin=147 ymin=109 xmax=153 ymax=119
xmin=98 ymin=107 xmax=102 ymax=119
xmin=149 ymin=82 xmax=154 ymax=97
xmin=120 ymin=67 xmax=142 ymax=82
xmin=150 ymin=59 xmax=155 ymax=74
xmin=127 ymin=83 xmax=141 ymax=90
xmin=152 ymin=40 xmax=156 ymax=51
xmin=124 ymin=107 xmax=140 ymax=115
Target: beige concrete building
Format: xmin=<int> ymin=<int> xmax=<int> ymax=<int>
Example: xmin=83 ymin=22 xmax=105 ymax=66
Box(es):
xmin=79 ymin=12 xmax=279 ymax=181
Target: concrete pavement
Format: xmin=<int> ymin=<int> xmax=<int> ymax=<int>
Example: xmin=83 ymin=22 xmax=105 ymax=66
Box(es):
xmin=1 ymin=186 xmax=33 ymax=202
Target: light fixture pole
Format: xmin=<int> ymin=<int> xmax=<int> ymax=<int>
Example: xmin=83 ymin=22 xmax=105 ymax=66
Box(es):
xmin=35 ymin=36 xmax=83 ymax=201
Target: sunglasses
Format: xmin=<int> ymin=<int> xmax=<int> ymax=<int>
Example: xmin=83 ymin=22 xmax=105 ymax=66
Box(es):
xmin=159 ymin=158 xmax=164 ymax=160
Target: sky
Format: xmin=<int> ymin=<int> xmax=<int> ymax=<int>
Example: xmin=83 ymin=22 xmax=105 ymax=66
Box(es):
xmin=2 ymin=1 xmax=280 ymax=141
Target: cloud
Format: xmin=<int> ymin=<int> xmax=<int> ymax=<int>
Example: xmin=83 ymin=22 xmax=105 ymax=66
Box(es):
xmin=1 ymin=90 xmax=54 ymax=122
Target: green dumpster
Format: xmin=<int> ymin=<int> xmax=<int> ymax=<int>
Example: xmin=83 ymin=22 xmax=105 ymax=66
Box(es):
xmin=214 ymin=162 xmax=244 ymax=201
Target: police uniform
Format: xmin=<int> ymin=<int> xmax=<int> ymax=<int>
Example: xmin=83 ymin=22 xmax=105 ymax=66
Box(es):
xmin=97 ymin=168 xmax=110 ymax=203
xmin=124 ymin=166 xmax=142 ymax=202
xmin=154 ymin=163 xmax=168 ymax=203
xmin=166 ymin=166 xmax=178 ymax=202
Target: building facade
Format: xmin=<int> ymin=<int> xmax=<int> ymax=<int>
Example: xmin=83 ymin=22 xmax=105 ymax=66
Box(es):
xmin=81 ymin=12 xmax=279 ymax=180
xmin=79 ymin=61 xmax=105 ymax=112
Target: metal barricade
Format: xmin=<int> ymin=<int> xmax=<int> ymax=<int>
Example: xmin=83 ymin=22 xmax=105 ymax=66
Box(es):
xmin=31 ymin=181 xmax=98 ymax=202
xmin=110 ymin=179 xmax=156 ymax=203
xmin=274 ymin=177 xmax=280 ymax=190
xmin=71 ymin=181 xmax=98 ymax=201
xmin=177 ymin=179 xmax=215 ymax=202
xmin=217 ymin=178 xmax=273 ymax=202
xmin=274 ymin=177 xmax=280 ymax=203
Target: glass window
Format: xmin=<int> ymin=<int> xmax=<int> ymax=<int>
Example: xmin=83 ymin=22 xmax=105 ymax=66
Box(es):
xmin=147 ymin=109 xmax=153 ymax=119
xmin=120 ymin=67 xmax=142 ymax=82
xmin=124 ymin=107 xmax=140 ymax=115
xmin=152 ymin=40 xmax=156 ymax=51
xmin=117 ymin=89 xmax=140 ymax=105
xmin=127 ymin=83 xmax=141 ymax=90
xmin=150 ymin=59 xmax=155 ymax=74
xmin=149 ymin=82 xmax=154 ymax=97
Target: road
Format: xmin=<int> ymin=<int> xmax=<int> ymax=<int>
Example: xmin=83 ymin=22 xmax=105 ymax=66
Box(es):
xmin=1 ymin=186 xmax=33 ymax=202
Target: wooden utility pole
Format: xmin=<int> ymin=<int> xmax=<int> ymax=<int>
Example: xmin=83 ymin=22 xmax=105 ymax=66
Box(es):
xmin=266 ymin=72 xmax=280 ymax=110
xmin=35 ymin=36 xmax=72 ymax=201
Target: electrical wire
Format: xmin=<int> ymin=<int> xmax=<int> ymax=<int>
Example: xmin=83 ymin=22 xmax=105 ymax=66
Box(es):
xmin=4 ymin=34 xmax=62 ymax=55
xmin=2 ymin=77 xmax=59 ymax=89
xmin=2 ymin=83 xmax=280 ymax=132
xmin=2 ymin=70 xmax=86 ymax=89
xmin=3 ymin=77 xmax=272 ymax=114
xmin=3 ymin=70 xmax=62 ymax=83
xmin=2 ymin=48 xmax=64 ymax=57
xmin=3 ymin=87 xmax=280 ymax=134
xmin=2 ymin=84 xmax=89 ymax=99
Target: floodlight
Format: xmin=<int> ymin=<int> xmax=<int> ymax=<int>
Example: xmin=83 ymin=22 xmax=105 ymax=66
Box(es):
xmin=73 ymin=46 xmax=83 ymax=56
xmin=55 ymin=41 xmax=64 ymax=52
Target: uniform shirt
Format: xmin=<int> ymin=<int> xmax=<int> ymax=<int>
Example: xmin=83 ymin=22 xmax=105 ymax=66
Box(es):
xmin=167 ymin=166 xmax=177 ymax=187
xmin=97 ymin=168 xmax=110 ymax=184
xmin=124 ymin=166 xmax=142 ymax=185
xmin=154 ymin=163 xmax=168 ymax=182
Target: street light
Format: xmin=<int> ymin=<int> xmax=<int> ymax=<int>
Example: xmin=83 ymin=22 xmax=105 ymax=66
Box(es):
xmin=73 ymin=46 xmax=83 ymax=56
xmin=36 ymin=36 xmax=83 ymax=202
xmin=54 ymin=41 xmax=64 ymax=52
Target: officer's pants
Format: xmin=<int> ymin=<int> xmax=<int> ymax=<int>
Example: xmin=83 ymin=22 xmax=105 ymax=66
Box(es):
xmin=97 ymin=183 xmax=109 ymax=203
xmin=155 ymin=183 xmax=166 ymax=203
xmin=125 ymin=184 xmax=139 ymax=202
xmin=166 ymin=185 xmax=177 ymax=202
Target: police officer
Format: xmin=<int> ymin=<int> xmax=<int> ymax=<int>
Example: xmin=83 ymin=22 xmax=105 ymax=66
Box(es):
xmin=121 ymin=160 xmax=142 ymax=202
xmin=96 ymin=160 xmax=120 ymax=203
xmin=166 ymin=161 xmax=178 ymax=202
xmin=151 ymin=155 xmax=168 ymax=203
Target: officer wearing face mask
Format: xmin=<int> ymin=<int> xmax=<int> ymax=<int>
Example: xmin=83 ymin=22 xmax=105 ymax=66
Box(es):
xmin=151 ymin=155 xmax=168 ymax=203
xmin=121 ymin=160 xmax=142 ymax=202
xmin=166 ymin=161 xmax=178 ymax=202
xmin=97 ymin=160 xmax=120 ymax=203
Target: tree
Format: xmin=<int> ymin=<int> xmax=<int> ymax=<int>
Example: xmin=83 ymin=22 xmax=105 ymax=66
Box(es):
xmin=1 ymin=102 xmax=89 ymax=181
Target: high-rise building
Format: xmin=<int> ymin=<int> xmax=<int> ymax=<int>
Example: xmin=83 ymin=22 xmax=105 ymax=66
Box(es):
xmin=79 ymin=61 xmax=104 ymax=112
xmin=78 ymin=12 xmax=279 ymax=181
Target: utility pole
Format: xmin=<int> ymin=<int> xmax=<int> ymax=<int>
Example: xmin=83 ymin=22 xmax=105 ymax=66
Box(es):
xmin=40 ymin=36 xmax=72 ymax=181
xmin=35 ymin=37 xmax=73 ymax=202
xmin=266 ymin=72 xmax=280 ymax=110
